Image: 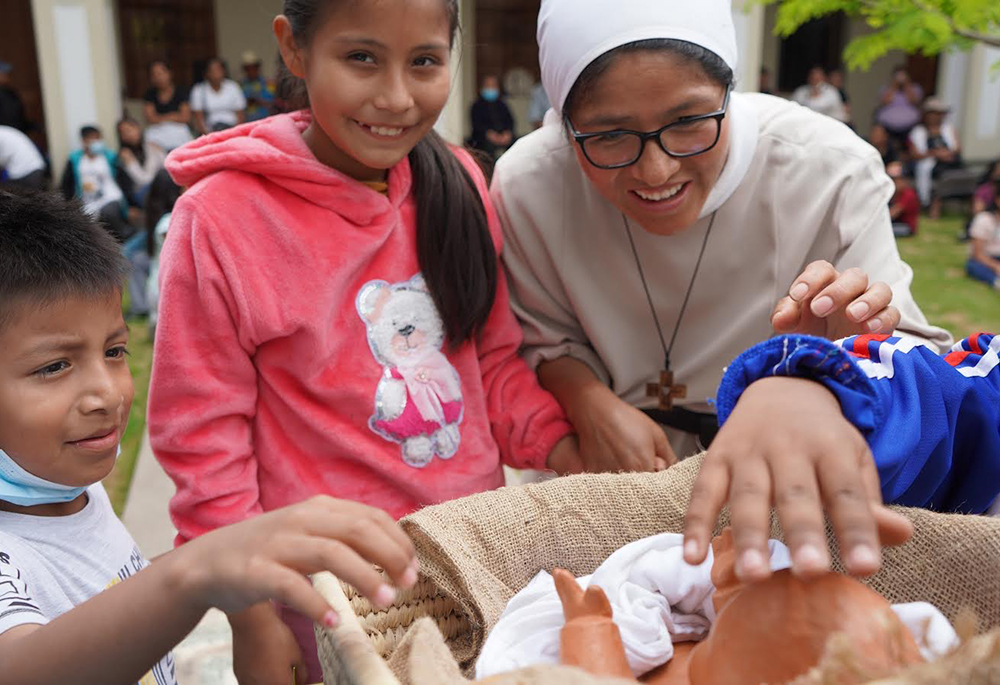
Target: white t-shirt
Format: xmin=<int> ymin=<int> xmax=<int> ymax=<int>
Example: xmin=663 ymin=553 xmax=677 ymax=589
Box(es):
xmin=190 ymin=80 xmax=246 ymax=129
xmin=0 ymin=125 xmax=45 ymax=179
xmin=970 ymin=211 xmax=1000 ymax=258
xmin=77 ymin=152 xmax=124 ymax=215
xmin=0 ymin=485 xmax=177 ymax=685
xmin=791 ymin=83 xmax=847 ymax=122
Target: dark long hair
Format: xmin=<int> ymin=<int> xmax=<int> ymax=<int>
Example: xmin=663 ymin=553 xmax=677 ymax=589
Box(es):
xmin=281 ymin=0 xmax=496 ymax=346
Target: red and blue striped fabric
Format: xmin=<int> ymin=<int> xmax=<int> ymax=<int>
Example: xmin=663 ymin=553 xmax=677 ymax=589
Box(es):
xmin=718 ymin=333 xmax=1000 ymax=514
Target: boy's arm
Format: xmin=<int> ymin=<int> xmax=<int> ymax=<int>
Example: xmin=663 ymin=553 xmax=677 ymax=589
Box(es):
xmin=0 ymin=497 xmax=417 ymax=685
xmin=715 ymin=333 xmax=1000 ymax=512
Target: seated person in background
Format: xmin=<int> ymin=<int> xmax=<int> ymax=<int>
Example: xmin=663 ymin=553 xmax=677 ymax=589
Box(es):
xmin=966 ymin=181 xmax=1000 ymax=291
xmin=0 ymin=124 xmax=45 ymax=190
xmin=685 ymin=329 xmax=999 ymax=582
xmin=59 ymin=125 xmax=134 ymax=243
xmin=909 ymin=98 xmax=962 ymax=216
xmin=868 ymin=123 xmax=901 ymax=166
xmin=887 ymin=161 xmax=919 ymax=238
xmin=972 ymin=159 xmax=1000 ymax=215
xmin=241 ymin=51 xmax=275 ymax=122
xmin=143 ymin=168 xmax=182 ymax=332
xmin=876 ymin=66 xmax=923 ymax=145
xmin=191 ymin=57 xmax=247 ymax=135
xmin=116 ymin=117 xmax=166 ymax=206
xmin=143 ymin=61 xmax=194 ymax=151
xmin=791 ymin=66 xmax=847 ymax=123
xmin=827 ymin=67 xmax=852 ymax=128
xmin=470 ymin=75 xmax=515 ymax=159
xmin=0 ymin=188 xmax=418 ymax=685
xmin=528 ymin=82 xmax=550 ymax=130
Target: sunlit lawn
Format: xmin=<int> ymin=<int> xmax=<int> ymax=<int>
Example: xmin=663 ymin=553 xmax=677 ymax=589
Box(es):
xmin=896 ymin=214 xmax=999 ymax=335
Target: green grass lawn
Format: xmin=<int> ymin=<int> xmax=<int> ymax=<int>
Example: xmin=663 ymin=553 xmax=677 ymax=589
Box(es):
xmin=896 ymin=215 xmax=999 ymax=335
xmin=104 ymin=315 xmax=154 ymax=516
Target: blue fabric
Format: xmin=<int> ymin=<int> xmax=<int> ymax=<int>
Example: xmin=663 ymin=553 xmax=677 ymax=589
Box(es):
xmin=717 ymin=333 xmax=1000 ymax=514
xmin=967 ymin=258 xmax=999 ymax=286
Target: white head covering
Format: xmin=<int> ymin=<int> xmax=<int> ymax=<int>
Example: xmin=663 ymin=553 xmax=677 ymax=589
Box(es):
xmin=538 ymin=0 xmax=739 ymax=117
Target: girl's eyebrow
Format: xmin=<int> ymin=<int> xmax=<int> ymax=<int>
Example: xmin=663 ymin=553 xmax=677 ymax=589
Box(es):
xmin=335 ymin=36 xmax=449 ymax=52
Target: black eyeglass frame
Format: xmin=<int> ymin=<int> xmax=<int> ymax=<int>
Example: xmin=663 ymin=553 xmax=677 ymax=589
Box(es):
xmin=565 ymin=84 xmax=733 ymax=170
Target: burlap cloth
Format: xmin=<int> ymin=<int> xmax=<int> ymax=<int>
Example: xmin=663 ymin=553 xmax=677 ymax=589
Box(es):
xmin=318 ymin=455 xmax=1000 ymax=684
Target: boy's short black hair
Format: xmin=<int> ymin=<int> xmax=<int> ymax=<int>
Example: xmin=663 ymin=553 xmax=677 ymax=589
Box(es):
xmin=80 ymin=125 xmax=101 ymax=139
xmin=0 ymin=188 xmax=128 ymax=331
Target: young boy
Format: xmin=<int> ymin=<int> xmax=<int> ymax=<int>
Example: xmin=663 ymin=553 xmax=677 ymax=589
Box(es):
xmin=683 ymin=330 xmax=999 ymax=583
xmin=0 ymin=188 xmax=417 ymax=684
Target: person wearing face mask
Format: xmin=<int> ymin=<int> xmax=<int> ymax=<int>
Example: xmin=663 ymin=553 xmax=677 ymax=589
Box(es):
xmin=492 ymin=0 xmax=951 ymax=473
xmin=59 ymin=125 xmax=134 ymax=243
xmin=470 ymin=74 xmax=515 ymax=160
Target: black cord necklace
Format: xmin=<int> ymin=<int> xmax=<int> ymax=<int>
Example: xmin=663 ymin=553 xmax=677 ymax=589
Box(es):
xmin=622 ymin=211 xmax=717 ymax=411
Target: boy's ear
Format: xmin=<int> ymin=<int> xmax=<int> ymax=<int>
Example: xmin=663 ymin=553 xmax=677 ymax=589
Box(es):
xmin=273 ymin=15 xmax=306 ymax=79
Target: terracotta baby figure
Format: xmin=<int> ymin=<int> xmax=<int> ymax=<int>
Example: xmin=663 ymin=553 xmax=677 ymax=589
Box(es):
xmin=554 ymin=530 xmax=926 ymax=684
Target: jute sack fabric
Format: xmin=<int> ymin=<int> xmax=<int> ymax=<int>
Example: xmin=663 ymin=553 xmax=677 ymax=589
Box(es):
xmin=317 ymin=454 xmax=1000 ymax=683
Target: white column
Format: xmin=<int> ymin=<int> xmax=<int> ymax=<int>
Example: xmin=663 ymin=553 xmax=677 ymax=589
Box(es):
xmin=732 ymin=0 xmax=765 ymax=92
xmin=433 ymin=0 xmax=476 ymax=146
xmin=31 ymin=0 xmax=122 ymax=174
xmin=953 ymin=44 xmax=1000 ymax=161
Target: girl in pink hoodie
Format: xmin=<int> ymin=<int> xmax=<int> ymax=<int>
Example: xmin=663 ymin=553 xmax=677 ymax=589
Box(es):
xmin=148 ymin=0 xmax=584 ymax=682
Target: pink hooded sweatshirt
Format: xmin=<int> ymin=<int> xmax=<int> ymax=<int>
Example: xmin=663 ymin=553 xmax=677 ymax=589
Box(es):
xmin=148 ymin=111 xmax=572 ymax=539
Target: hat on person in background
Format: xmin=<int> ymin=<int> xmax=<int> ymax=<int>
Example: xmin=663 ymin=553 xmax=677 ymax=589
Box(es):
xmin=241 ymin=50 xmax=261 ymax=67
xmin=0 ymin=61 xmax=12 ymax=74
xmin=922 ymin=97 xmax=950 ymax=114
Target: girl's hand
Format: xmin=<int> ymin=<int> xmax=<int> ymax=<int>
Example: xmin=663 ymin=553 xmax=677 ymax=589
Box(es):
xmin=771 ymin=261 xmax=901 ymax=341
xmin=230 ymin=604 xmax=307 ymax=685
xmin=571 ymin=386 xmax=676 ymax=473
xmin=682 ymin=377 xmax=913 ymax=582
xmin=174 ymin=496 xmax=418 ymax=628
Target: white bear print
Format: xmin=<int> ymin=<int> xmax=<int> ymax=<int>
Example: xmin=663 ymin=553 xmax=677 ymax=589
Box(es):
xmin=356 ymin=274 xmax=464 ymax=468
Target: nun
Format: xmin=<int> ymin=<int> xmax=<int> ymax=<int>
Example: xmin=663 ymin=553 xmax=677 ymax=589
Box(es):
xmin=492 ymin=0 xmax=951 ymax=468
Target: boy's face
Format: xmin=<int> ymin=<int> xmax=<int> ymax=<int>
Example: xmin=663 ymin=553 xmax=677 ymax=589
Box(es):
xmin=0 ymin=293 xmax=133 ymax=488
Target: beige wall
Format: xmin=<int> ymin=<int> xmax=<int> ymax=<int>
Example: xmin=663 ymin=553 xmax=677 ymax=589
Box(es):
xmin=31 ymin=0 xmax=122 ymax=176
xmin=214 ymin=0 xmax=283 ymax=83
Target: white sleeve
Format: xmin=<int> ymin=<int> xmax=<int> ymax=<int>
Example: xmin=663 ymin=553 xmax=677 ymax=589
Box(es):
xmin=190 ymin=84 xmax=205 ymax=112
xmin=0 ymin=545 xmax=48 ymax=635
xmin=230 ymin=81 xmax=247 ymax=110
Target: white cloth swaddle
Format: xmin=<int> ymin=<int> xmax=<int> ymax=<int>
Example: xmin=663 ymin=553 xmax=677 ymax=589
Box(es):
xmin=475 ymin=533 xmax=958 ymax=679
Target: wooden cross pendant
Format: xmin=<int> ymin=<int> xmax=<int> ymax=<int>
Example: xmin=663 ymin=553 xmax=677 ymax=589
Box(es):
xmin=647 ymin=369 xmax=687 ymax=411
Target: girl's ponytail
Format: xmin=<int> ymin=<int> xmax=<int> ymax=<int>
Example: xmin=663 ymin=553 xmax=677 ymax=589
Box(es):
xmin=409 ymin=131 xmax=497 ymax=347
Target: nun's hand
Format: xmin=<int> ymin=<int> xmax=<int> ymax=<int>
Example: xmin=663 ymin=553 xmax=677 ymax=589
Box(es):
xmin=771 ymin=261 xmax=901 ymax=341
xmin=574 ymin=388 xmax=677 ymax=474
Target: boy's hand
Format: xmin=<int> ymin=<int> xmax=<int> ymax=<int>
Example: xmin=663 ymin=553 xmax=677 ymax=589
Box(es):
xmin=682 ymin=377 xmax=913 ymax=582
xmin=230 ymin=604 xmax=307 ymax=685
xmin=771 ymin=261 xmax=901 ymax=340
xmin=174 ymin=496 xmax=418 ymax=628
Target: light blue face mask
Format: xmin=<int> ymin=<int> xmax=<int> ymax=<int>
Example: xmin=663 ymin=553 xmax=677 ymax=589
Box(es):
xmin=0 ymin=447 xmax=97 ymax=507
xmin=481 ymin=88 xmax=500 ymax=102
xmin=86 ymin=140 xmax=105 ymax=155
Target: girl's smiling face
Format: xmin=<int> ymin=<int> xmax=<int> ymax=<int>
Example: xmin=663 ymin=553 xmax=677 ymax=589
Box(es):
xmin=275 ymin=0 xmax=454 ymax=182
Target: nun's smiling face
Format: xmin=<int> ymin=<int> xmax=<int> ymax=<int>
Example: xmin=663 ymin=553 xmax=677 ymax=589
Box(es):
xmin=566 ymin=51 xmax=730 ymax=236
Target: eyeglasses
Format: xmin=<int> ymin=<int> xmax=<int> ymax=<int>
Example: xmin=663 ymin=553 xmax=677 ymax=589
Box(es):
xmin=566 ymin=85 xmax=732 ymax=170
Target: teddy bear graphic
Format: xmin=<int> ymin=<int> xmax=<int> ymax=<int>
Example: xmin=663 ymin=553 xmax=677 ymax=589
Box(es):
xmin=356 ymin=275 xmax=464 ymax=468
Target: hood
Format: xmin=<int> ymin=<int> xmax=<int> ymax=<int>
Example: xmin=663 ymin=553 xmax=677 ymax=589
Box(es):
xmin=165 ymin=110 xmax=413 ymax=225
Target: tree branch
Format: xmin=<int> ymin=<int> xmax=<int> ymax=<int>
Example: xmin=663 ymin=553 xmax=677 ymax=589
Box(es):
xmin=909 ymin=0 xmax=1000 ymax=49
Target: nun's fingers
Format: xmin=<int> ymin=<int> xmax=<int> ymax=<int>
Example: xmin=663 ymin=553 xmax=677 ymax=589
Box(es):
xmin=683 ymin=456 xmax=731 ymax=565
xmin=816 ymin=442 xmax=882 ymax=577
xmin=769 ymin=453 xmax=830 ymax=578
xmin=729 ymin=457 xmax=774 ymax=582
xmin=770 ymin=295 xmax=804 ymax=333
xmin=787 ymin=260 xmax=840 ymax=305
xmin=809 ymin=267 xmax=869 ymax=319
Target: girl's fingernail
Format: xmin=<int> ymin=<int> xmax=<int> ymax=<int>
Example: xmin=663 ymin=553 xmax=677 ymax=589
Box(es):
xmin=790 ymin=282 xmax=808 ymax=301
xmin=683 ymin=539 xmax=699 ymax=560
xmin=849 ymin=545 xmax=879 ymax=570
xmin=794 ymin=544 xmax=826 ymax=572
xmin=375 ymin=584 xmax=397 ymax=608
xmin=737 ymin=549 xmax=767 ymax=578
xmin=401 ymin=566 xmax=418 ymax=587
xmin=867 ymin=317 xmax=883 ymax=332
xmin=811 ymin=296 xmax=834 ymax=317
xmin=848 ymin=302 xmax=870 ymax=320
xmin=323 ymin=610 xmax=339 ymax=628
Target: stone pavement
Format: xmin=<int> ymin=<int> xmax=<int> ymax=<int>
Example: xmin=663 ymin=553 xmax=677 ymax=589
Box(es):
xmin=121 ymin=431 xmax=237 ymax=684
